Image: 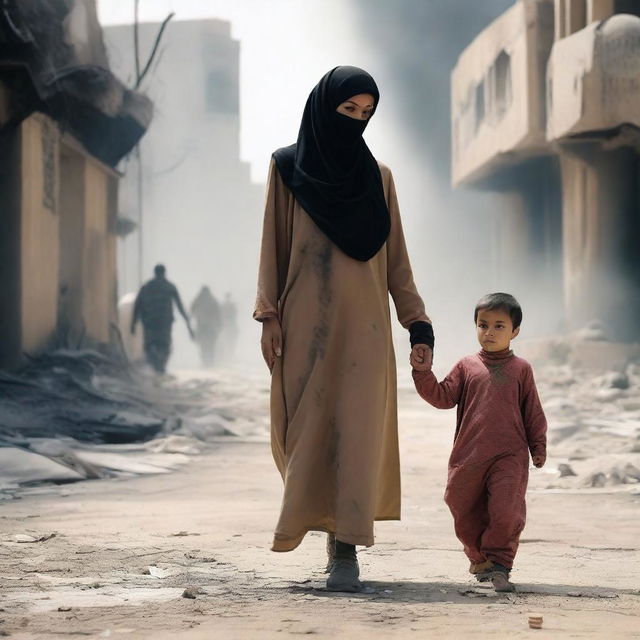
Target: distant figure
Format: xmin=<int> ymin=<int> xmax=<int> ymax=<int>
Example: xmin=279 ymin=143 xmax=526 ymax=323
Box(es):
xmin=190 ymin=286 xmax=221 ymax=367
xmin=131 ymin=264 xmax=194 ymax=374
xmin=219 ymin=291 xmax=238 ymax=364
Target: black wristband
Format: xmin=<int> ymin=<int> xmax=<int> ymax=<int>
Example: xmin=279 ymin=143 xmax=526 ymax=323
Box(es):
xmin=409 ymin=321 xmax=434 ymax=350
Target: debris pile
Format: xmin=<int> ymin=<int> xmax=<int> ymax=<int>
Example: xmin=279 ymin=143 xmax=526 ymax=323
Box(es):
xmin=0 ymin=350 xmax=268 ymax=497
xmin=527 ymin=333 xmax=640 ymax=492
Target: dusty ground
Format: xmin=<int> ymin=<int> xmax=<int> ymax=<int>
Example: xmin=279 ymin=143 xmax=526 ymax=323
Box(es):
xmin=1 ymin=382 xmax=639 ymax=640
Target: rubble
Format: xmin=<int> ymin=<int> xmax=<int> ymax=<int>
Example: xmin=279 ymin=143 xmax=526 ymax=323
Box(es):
xmin=557 ymin=463 xmax=576 ymax=477
xmin=600 ymin=372 xmax=630 ymax=390
xmin=531 ymin=339 xmax=640 ymax=492
xmin=0 ymin=350 xmax=267 ymax=498
xmin=2 ymin=337 xmax=639 ymax=501
xmin=581 ymin=463 xmax=640 ymax=488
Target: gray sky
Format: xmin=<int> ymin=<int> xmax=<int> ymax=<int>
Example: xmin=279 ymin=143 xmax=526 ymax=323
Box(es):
xmin=98 ymin=0 xmax=392 ymax=183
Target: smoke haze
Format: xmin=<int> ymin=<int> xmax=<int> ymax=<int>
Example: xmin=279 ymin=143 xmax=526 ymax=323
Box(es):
xmin=99 ymin=0 xmax=563 ymax=373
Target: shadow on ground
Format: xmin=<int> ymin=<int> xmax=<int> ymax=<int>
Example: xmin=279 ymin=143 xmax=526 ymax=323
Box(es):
xmin=287 ymin=579 xmax=638 ymax=604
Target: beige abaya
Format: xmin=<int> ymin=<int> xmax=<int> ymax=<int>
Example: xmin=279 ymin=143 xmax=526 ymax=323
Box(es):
xmin=254 ymin=159 xmax=429 ymax=551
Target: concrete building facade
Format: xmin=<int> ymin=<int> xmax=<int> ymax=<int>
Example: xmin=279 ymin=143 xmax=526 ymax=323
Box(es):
xmin=0 ymin=0 xmax=151 ymax=368
xmin=452 ymin=0 xmax=640 ymax=341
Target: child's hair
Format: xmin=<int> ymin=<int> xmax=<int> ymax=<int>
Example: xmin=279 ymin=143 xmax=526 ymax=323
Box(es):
xmin=474 ymin=292 xmax=522 ymax=329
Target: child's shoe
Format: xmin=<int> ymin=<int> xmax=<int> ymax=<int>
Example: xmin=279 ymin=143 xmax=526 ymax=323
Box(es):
xmin=489 ymin=563 xmax=516 ymax=593
xmin=469 ymin=560 xmax=494 ymax=582
xmin=491 ymin=572 xmax=515 ymax=592
xmin=471 ymin=561 xmax=516 ymax=591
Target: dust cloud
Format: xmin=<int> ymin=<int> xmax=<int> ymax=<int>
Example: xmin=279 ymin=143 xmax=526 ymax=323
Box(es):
xmin=102 ymin=0 xmax=568 ymax=372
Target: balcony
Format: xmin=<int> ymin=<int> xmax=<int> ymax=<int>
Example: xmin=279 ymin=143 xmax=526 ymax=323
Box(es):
xmin=451 ymin=0 xmax=554 ymax=188
xmin=547 ymin=13 xmax=640 ymax=142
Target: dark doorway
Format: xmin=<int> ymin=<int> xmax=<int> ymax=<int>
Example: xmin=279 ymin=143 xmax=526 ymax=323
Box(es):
xmin=0 ymin=130 xmax=21 ymax=367
xmin=58 ymin=145 xmax=86 ymax=346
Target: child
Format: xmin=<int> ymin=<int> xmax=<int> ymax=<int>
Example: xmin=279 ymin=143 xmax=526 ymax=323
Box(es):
xmin=410 ymin=293 xmax=546 ymax=592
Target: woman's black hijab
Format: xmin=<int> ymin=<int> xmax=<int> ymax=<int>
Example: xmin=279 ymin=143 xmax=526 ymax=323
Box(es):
xmin=272 ymin=66 xmax=390 ymax=262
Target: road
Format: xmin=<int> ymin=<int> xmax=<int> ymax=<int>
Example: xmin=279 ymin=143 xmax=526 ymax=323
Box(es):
xmin=1 ymin=381 xmax=639 ymax=639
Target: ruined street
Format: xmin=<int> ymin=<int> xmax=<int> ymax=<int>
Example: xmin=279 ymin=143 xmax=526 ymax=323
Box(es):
xmin=1 ymin=367 xmax=639 ymax=640
xmin=3 ymin=2 xmax=640 ymax=638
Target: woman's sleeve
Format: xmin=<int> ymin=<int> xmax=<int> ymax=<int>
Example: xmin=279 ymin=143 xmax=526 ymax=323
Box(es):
xmin=384 ymin=167 xmax=431 ymax=329
xmin=253 ymin=159 xmax=293 ymax=322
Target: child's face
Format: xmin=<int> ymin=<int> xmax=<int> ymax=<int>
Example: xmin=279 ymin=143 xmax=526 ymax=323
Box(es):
xmin=476 ymin=309 xmax=520 ymax=352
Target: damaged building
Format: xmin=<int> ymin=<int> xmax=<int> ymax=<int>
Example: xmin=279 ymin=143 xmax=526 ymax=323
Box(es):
xmin=103 ymin=18 xmax=263 ymax=365
xmin=452 ymin=0 xmax=640 ymax=343
xmin=0 ymin=0 xmax=152 ymax=368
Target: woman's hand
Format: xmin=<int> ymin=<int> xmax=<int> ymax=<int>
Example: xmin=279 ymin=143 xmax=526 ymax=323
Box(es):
xmin=410 ymin=344 xmax=433 ymax=372
xmin=261 ymin=317 xmax=282 ymax=371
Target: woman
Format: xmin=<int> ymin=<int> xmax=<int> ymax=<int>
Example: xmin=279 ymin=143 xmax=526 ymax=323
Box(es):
xmin=254 ymin=66 xmax=434 ymax=592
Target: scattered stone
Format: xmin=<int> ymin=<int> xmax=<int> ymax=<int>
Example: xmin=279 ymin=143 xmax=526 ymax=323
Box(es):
xmin=459 ymin=589 xmax=489 ymax=598
xmin=567 ymin=591 xmax=618 ymax=599
xmin=171 ymin=531 xmax=200 ymax=537
xmin=12 ymin=534 xmax=37 ymax=543
xmin=182 ymin=587 xmax=201 ymax=599
xmin=601 ymin=371 xmax=630 ymax=389
xmin=585 ymin=472 xmax=607 ymax=488
xmin=528 ymin=613 xmax=543 ymax=629
xmin=622 ymin=463 xmax=640 ymax=481
xmin=581 ymin=463 xmax=640 ymax=487
xmin=12 ymin=533 xmax=56 ymax=543
xmin=148 ymin=566 xmax=168 ymax=579
xmin=57 ymin=606 xmax=72 ymax=612
xmin=147 ymin=435 xmax=200 ymax=455
xmin=558 ymin=463 xmax=577 ymax=477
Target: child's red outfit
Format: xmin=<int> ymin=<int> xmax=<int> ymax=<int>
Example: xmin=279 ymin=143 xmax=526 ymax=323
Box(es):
xmin=412 ymin=348 xmax=546 ymax=570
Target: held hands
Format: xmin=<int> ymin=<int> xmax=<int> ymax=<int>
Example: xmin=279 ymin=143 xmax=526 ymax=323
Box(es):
xmin=532 ymin=454 xmax=546 ymax=469
xmin=410 ymin=344 xmax=433 ymax=372
xmin=261 ymin=317 xmax=282 ymax=372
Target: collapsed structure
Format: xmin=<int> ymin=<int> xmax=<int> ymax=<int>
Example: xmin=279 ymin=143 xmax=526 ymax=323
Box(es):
xmin=0 ymin=0 xmax=152 ymax=368
xmin=452 ymin=0 xmax=640 ymax=342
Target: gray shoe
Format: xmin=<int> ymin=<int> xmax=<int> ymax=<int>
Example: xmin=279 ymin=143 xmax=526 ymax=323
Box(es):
xmin=326 ymin=541 xmax=362 ymax=592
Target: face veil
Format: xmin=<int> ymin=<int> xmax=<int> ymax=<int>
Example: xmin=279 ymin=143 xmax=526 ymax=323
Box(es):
xmin=272 ymin=66 xmax=391 ymax=262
